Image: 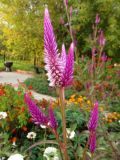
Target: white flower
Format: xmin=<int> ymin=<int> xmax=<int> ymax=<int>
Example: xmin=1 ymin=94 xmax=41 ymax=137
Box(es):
xmin=26 ymin=132 xmax=36 ymax=139
xmin=12 ymin=142 xmax=16 ymax=146
xmin=54 ymin=157 xmax=60 ymax=160
xmin=40 ymin=125 xmax=47 ymax=129
xmin=44 ymin=147 xmax=57 ymax=155
xmin=8 ymin=154 xmax=23 ymax=160
xmin=0 ymin=112 xmax=7 ymax=119
xmin=43 ymin=147 xmax=59 ymax=160
xmin=66 ymin=128 xmax=76 ymax=139
xmin=118 ymin=120 xmax=120 ymax=124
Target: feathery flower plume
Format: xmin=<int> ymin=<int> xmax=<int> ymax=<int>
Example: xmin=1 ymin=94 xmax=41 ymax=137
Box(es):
xmin=88 ymin=101 xmax=99 ymax=132
xmin=24 ymin=93 xmax=48 ymax=125
xmin=62 ymin=43 xmax=74 ymax=87
xmin=49 ymin=106 xmax=58 ymax=130
xmin=95 ymin=14 xmax=100 ymax=24
xmin=44 ymin=7 xmax=74 ymax=87
xmin=98 ymin=30 xmax=106 ymax=46
xmin=89 ymin=132 xmax=96 ymax=153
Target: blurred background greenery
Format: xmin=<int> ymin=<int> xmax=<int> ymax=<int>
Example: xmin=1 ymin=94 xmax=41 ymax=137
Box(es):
xmin=0 ymin=0 xmax=120 ymax=66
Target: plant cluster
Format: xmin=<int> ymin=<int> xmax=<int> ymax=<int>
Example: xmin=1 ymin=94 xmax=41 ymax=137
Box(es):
xmin=0 ymin=1 xmax=120 ymax=160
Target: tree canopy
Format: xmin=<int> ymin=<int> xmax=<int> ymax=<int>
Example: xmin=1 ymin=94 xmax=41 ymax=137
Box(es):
xmin=0 ymin=0 xmax=119 ymax=63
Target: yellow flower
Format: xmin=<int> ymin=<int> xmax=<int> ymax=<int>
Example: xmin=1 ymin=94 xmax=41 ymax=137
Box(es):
xmin=87 ymin=100 xmax=91 ymax=105
xmin=74 ymin=102 xmax=78 ymax=105
xmin=100 ymin=107 xmax=104 ymax=112
xmin=77 ymin=98 xmax=83 ymax=103
xmin=70 ymin=94 xmax=76 ymax=99
xmin=83 ymin=96 xmax=87 ymax=100
xmin=69 ymin=98 xmax=75 ymax=103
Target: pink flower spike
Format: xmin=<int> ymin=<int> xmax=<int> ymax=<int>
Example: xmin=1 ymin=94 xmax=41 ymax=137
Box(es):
xmin=44 ymin=8 xmax=63 ymax=87
xmin=44 ymin=7 xmax=58 ymax=58
xmin=49 ymin=106 xmax=58 ymax=130
xmin=98 ymin=30 xmax=106 ymax=46
xmin=44 ymin=8 xmax=74 ymax=88
xmin=88 ymin=101 xmax=99 ymax=132
xmin=24 ymin=93 xmax=48 ymax=125
xmin=62 ymin=43 xmax=74 ymax=87
xmin=95 ymin=14 xmax=100 ymax=24
xmin=89 ymin=132 xmax=96 ymax=153
xmin=60 ymin=44 xmax=67 ymax=69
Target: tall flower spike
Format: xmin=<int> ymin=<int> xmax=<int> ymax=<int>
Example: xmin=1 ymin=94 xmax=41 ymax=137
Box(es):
xmin=44 ymin=8 xmax=74 ymax=87
xmin=89 ymin=132 xmax=96 ymax=153
xmin=24 ymin=93 xmax=48 ymax=125
xmin=44 ymin=7 xmax=64 ymax=87
xmin=88 ymin=101 xmax=99 ymax=132
xmin=62 ymin=43 xmax=74 ymax=87
xmin=49 ymin=106 xmax=58 ymax=130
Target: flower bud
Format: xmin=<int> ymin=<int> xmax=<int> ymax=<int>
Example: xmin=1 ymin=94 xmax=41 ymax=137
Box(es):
xmin=70 ymin=6 xmax=72 ymax=17
xmin=64 ymin=0 xmax=68 ymax=7
xmin=95 ymin=14 xmax=100 ymax=24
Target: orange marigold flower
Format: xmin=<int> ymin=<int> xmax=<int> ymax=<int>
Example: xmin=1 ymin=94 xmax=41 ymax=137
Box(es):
xmin=22 ymin=126 xmax=27 ymax=132
xmin=17 ymin=91 xmax=21 ymax=95
xmin=11 ymin=137 xmax=17 ymax=143
xmin=28 ymin=85 xmax=33 ymax=90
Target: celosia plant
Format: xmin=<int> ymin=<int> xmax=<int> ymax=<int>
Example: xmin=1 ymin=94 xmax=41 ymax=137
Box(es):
xmin=44 ymin=7 xmax=74 ymax=160
xmin=88 ymin=102 xmax=99 ymax=154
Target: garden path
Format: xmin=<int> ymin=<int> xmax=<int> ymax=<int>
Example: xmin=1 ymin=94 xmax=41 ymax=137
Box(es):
xmin=0 ymin=71 xmax=55 ymax=100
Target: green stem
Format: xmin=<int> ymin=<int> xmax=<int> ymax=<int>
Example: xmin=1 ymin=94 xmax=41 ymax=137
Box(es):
xmin=82 ymin=137 xmax=89 ymax=160
xmin=59 ymin=87 xmax=69 ymax=160
xmin=63 ymin=0 xmax=78 ymax=61
xmin=44 ymin=128 xmax=47 ymax=148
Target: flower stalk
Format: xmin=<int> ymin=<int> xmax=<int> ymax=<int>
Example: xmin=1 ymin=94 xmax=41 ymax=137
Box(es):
xmin=63 ymin=0 xmax=78 ymax=61
xmin=59 ymin=87 xmax=69 ymax=160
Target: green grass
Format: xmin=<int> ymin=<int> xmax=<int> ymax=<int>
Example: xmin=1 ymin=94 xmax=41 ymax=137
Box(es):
xmin=0 ymin=60 xmax=34 ymax=71
xmin=25 ymin=74 xmax=76 ymax=99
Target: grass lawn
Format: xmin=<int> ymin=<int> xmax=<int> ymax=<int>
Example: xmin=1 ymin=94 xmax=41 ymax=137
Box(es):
xmin=0 ymin=60 xmax=34 ymax=71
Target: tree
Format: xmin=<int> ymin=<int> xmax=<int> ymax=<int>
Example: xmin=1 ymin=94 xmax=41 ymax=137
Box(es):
xmin=0 ymin=0 xmax=44 ymax=65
